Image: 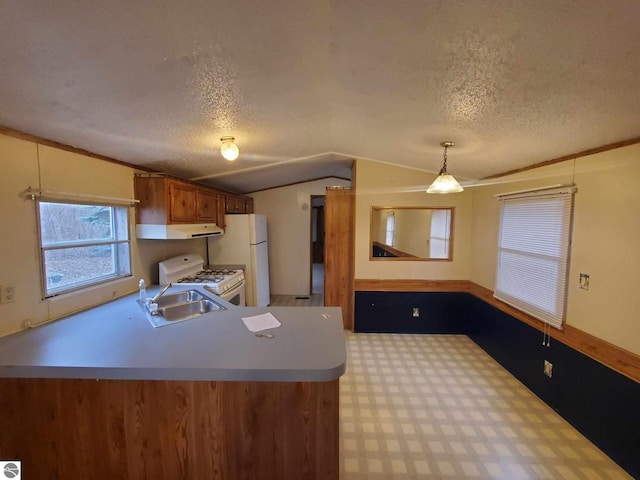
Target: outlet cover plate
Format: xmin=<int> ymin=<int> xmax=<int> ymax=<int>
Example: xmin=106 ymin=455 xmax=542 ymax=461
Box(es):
xmin=579 ymin=273 xmax=590 ymax=290
xmin=0 ymin=284 xmax=16 ymax=304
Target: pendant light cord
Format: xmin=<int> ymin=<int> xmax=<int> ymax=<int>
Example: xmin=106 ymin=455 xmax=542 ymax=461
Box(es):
xmin=440 ymin=145 xmax=449 ymax=175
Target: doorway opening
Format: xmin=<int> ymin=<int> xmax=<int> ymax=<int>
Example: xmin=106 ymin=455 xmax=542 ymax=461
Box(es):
xmin=310 ymin=195 xmax=325 ymax=296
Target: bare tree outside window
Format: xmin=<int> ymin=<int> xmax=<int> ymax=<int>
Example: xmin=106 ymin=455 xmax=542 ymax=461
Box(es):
xmin=38 ymin=201 xmax=131 ymax=297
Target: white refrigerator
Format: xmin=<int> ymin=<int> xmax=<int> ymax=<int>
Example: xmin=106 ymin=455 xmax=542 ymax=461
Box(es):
xmin=207 ymin=214 xmax=270 ymax=306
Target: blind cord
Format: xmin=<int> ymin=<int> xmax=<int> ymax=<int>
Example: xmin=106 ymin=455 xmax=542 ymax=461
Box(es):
xmin=541 ymin=322 xmax=551 ymax=347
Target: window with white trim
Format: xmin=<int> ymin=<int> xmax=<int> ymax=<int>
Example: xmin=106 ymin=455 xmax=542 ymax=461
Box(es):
xmin=494 ymin=186 xmax=575 ymax=329
xmin=37 ymin=201 xmax=132 ymax=298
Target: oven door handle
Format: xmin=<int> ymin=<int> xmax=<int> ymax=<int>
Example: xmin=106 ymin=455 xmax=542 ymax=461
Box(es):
xmin=205 ymin=280 xmax=245 ymax=297
xmin=223 ymin=281 xmax=245 ymax=295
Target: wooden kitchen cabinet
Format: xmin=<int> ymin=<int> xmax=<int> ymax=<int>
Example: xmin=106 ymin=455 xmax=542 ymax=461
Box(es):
xmin=225 ymin=195 xmax=245 ymax=213
xmin=245 ymin=197 xmax=254 ymax=213
xmin=216 ymin=194 xmax=227 ymax=229
xmin=135 ymin=175 xmax=219 ymax=225
xmin=195 ymin=188 xmax=218 ymax=222
xmin=135 ymin=174 xmax=253 ymax=227
xmin=225 ymin=194 xmax=255 ymax=214
xmin=168 ymin=180 xmax=197 ymax=222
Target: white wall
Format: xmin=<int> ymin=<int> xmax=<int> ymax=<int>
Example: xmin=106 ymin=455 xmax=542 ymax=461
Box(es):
xmin=250 ymin=177 xmax=351 ymax=296
xmin=354 ymin=159 xmax=472 ymax=279
xmin=0 ymin=133 xmax=206 ymax=336
xmin=469 ymin=144 xmax=640 ymax=355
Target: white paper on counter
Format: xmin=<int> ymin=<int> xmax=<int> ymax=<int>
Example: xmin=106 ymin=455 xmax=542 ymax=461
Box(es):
xmin=241 ymin=312 xmax=282 ymax=332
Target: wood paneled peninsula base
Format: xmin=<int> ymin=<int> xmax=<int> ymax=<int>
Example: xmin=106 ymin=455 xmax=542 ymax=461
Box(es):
xmin=0 ymin=377 xmax=339 ymax=479
xmin=0 ymin=288 xmax=345 ymax=479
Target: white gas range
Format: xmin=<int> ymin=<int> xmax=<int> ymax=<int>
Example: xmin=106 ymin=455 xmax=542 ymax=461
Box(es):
xmin=158 ymin=254 xmax=246 ymax=306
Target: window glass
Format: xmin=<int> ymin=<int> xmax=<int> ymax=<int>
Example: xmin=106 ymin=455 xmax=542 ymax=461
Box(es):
xmin=38 ymin=201 xmax=132 ymax=297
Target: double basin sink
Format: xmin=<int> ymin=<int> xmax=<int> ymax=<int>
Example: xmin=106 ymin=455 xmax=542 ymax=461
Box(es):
xmin=140 ymin=289 xmax=227 ymax=327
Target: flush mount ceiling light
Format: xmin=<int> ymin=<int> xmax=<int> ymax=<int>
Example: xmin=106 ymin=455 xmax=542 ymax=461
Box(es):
xmin=426 ymin=141 xmax=464 ymax=194
xmin=220 ymin=136 xmax=239 ymax=161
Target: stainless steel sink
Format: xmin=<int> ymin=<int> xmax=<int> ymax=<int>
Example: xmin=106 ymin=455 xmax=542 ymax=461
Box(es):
xmin=155 ymin=290 xmax=207 ymax=308
xmin=139 ymin=289 xmax=227 ymax=327
xmin=159 ymin=299 xmax=224 ymax=321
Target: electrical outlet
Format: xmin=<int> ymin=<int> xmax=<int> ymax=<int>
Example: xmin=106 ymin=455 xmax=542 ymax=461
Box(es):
xmin=412 ymin=307 xmax=420 ymax=317
xmin=579 ymin=273 xmax=590 ymax=290
xmin=544 ymin=360 xmax=553 ymax=378
xmin=1 ymin=284 xmax=16 ymax=304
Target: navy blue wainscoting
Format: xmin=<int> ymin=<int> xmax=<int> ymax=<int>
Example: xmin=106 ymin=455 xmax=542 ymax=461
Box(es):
xmin=354 ymin=291 xmax=469 ymax=334
xmin=466 ymin=295 xmax=640 ymax=478
xmin=353 ymin=291 xmax=640 ymax=478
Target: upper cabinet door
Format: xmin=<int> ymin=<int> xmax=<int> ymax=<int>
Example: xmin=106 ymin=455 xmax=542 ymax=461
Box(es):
xmin=225 ymin=195 xmax=245 ymax=213
xmin=169 ymin=181 xmax=197 ymax=222
xmin=216 ymin=194 xmax=227 ymax=229
xmin=245 ymin=197 xmax=254 ymax=214
xmin=196 ymin=188 xmax=218 ymax=222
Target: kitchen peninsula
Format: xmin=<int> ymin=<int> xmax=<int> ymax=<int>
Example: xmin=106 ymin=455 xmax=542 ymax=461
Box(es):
xmin=0 ymin=286 xmax=346 ymax=480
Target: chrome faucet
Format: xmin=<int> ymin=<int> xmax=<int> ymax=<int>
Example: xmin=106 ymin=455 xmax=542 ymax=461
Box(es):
xmin=150 ymin=283 xmax=172 ymax=304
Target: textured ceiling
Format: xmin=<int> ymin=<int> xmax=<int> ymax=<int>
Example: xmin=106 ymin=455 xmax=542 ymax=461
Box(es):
xmin=1 ymin=0 xmax=639 ymax=193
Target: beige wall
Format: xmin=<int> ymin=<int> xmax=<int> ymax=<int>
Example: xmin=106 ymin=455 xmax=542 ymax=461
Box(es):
xmin=354 ymin=159 xmax=472 ymax=279
xmin=2 ymin=131 xmax=638 ymax=356
xmin=250 ymin=177 xmax=351 ymax=296
xmin=394 ymin=209 xmax=431 ymax=257
xmin=469 ymin=144 xmax=640 ymax=355
xmin=0 ymin=134 xmax=206 ymax=336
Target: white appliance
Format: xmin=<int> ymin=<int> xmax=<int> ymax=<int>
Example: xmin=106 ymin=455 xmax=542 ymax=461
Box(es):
xmin=137 ymin=223 xmax=224 ymax=240
xmin=158 ymin=254 xmax=246 ymax=306
xmin=207 ymin=214 xmax=270 ymax=307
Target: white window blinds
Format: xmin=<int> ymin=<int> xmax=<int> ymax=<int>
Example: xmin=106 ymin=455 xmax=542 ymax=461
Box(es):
xmin=494 ymin=186 xmax=575 ymax=330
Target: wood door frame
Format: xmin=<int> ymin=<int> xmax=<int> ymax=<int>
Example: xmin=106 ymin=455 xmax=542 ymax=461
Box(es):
xmin=309 ymin=195 xmax=325 ymax=295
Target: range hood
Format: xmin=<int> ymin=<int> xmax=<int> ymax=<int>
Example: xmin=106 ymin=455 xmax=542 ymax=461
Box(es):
xmin=136 ymin=223 xmax=224 ymax=240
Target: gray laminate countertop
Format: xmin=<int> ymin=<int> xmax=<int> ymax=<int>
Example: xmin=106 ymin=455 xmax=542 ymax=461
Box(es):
xmin=0 ymin=285 xmax=346 ymax=382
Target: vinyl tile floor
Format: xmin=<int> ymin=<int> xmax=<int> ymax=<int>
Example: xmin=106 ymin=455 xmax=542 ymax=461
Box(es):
xmin=340 ymin=332 xmax=632 ymax=480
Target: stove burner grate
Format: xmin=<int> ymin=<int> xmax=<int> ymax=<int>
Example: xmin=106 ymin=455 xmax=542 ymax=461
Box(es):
xmin=201 ymin=269 xmax=237 ymax=276
xmin=177 ymin=275 xmax=225 ymax=284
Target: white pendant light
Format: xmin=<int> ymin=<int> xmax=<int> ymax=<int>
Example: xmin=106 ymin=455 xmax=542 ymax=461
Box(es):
xmin=427 ymin=141 xmax=463 ymax=194
xmin=220 ymin=136 xmax=239 ymax=161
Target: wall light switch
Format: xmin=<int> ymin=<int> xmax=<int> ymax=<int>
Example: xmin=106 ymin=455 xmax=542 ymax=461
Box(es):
xmin=544 ymin=360 xmax=553 ymax=378
xmin=412 ymin=308 xmax=420 ymax=317
xmin=579 ymin=273 xmax=590 ymax=290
